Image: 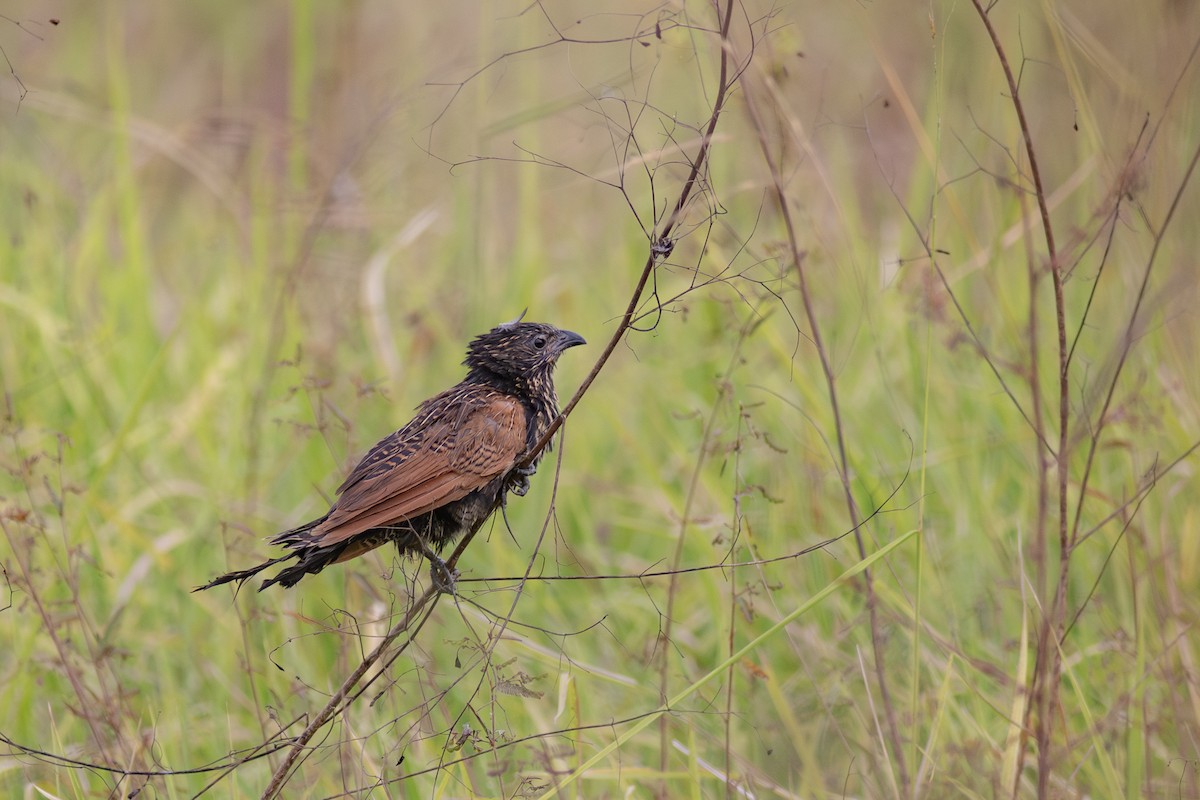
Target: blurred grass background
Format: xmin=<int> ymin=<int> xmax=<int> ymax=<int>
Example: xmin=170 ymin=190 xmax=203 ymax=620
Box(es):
xmin=1 ymin=0 xmax=1198 ymax=797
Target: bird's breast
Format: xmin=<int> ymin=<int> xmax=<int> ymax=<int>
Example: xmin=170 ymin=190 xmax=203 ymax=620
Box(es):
xmin=526 ymin=395 xmax=558 ymax=457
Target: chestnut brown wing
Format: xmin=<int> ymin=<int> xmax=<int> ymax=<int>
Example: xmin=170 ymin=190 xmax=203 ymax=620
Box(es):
xmin=305 ymin=392 xmax=526 ymax=549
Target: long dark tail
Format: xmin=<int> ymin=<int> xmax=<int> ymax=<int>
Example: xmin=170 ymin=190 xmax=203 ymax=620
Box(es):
xmin=194 ymin=544 xmax=354 ymax=592
xmin=192 ymin=553 xmax=296 ymax=593
xmin=195 ymin=515 xmax=348 ymax=592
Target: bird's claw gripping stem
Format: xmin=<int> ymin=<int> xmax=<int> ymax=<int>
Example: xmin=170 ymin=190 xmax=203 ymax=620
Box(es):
xmin=428 ymin=555 xmax=459 ymax=595
xmin=506 ymin=464 xmax=536 ymax=498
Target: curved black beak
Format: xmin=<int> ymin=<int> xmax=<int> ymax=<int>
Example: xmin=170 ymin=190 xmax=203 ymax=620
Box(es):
xmin=558 ymin=329 xmax=586 ymax=350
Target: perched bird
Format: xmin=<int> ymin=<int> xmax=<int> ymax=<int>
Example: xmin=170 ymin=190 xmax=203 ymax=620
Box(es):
xmin=196 ymin=319 xmax=585 ymax=593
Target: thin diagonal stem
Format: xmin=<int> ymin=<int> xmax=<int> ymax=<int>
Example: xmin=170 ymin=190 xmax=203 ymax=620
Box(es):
xmin=260 ymin=584 xmax=441 ymax=799
xmin=520 ymin=0 xmax=737 ymax=469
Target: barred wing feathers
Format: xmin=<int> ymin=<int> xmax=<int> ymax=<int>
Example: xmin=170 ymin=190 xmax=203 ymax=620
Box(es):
xmin=274 ymin=388 xmax=527 ymax=550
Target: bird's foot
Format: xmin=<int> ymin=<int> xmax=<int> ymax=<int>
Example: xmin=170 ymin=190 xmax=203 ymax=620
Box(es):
xmin=428 ymin=556 xmax=460 ymax=595
xmin=506 ymin=464 xmax=536 ymax=497
xmin=506 ymin=474 xmax=530 ymax=497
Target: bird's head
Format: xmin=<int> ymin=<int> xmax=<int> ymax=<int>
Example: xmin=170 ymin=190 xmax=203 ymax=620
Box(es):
xmin=463 ymin=319 xmax=586 ymax=385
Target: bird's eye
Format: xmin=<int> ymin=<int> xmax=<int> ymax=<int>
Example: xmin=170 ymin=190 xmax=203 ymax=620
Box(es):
xmin=533 ymin=336 xmax=547 ymax=349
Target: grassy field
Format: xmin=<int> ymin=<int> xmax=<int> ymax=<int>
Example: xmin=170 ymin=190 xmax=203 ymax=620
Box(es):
xmin=2 ymin=1 xmax=1198 ymax=797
